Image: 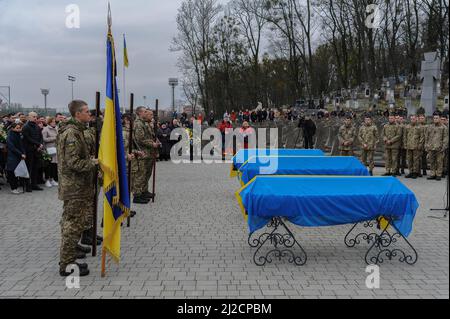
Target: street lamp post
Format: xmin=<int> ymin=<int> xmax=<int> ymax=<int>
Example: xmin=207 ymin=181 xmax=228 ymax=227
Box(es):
xmin=143 ymin=96 xmax=147 ymax=107
xmin=0 ymin=86 xmax=11 ymax=109
xmin=68 ymin=75 xmax=76 ymax=100
xmin=169 ymin=78 xmax=179 ymax=114
xmin=41 ymin=89 xmax=49 ymax=115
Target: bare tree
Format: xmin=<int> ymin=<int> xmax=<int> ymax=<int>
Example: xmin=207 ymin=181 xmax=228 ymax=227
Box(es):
xmin=172 ymin=0 xmax=222 ymax=113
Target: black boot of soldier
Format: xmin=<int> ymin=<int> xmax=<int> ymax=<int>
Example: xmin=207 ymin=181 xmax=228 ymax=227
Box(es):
xmin=77 ymin=244 xmax=91 ymax=254
xmin=142 ymin=191 xmax=154 ymax=200
xmin=81 ymin=229 xmax=102 ymax=246
xmin=133 ymin=194 xmax=150 ymax=204
xmin=60 ymin=263 xmax=90 ymax=277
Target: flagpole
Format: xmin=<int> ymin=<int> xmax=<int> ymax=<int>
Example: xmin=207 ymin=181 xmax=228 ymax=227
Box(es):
xmin=102 ymin=1 xmax=111 ymax=279
xmin=101 ymin=248 xmax=106 ymax=277
xmin=123 ymin=34 xmax=126 ymax=111
xmin=93 ymin=91 xmax=100 ymax=257
xmin=152 ymin=99 xmax=159 ymax=202
xmin=127 ymin=93 xmax=134 ymax=228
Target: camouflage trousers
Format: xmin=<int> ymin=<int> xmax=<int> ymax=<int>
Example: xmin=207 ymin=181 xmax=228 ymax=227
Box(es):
xmin=60 ymin=199 xmax=93 ymax=271
xmin=427 ymin=150 xmax=444 ymax=177
xmin=384 ymin=149 xmax=399 ymax=173
xmin=127 ymin=161 xmax=139 ymax=195
xmin=340 ymin=150 xmax=354 ymax=156
xmin=406 ymin=150 xmax=421 ymax=174
xmin=360 ymin=150 xmax=375 ymax=171
xmin=420 ymin=151 xmax=428 ymax=172
xmin=133 ymin=158 xmax=154 ymax=194
xmin=397 ymin=148 xmax=407 ymax=171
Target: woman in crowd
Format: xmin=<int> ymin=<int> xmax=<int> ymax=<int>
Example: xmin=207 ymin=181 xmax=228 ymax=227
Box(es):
xmin=6 ymin=122 xmax=26 ymax=194
xmin=238 ymin=121 xmax=256 ymax=150
xmin=42 ymin=117 xmax=58 ymax=187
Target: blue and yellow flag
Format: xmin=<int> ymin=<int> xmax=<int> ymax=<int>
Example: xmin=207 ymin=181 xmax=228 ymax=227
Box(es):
xmin=98 ymin=9 xmax=130 ymax=262
xmin=123 ymin=34 xmax=129 ymax=68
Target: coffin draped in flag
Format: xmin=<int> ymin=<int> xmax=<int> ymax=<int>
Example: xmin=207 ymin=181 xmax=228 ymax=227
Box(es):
xmin=98 ymin=20 xmax=130 ymax=262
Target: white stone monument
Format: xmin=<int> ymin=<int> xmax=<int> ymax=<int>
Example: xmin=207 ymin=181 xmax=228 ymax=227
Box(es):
xmin=420 ymin=52 xmax=441 ymax=115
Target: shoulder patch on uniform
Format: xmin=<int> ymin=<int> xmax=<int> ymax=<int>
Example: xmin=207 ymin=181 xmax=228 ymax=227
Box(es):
xmin=66 ymin=138 xmax=76 ymax=146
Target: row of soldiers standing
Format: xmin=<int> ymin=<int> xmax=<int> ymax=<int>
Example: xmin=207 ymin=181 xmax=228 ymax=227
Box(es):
xmin=338 ymin=113 xmax=449 ymax=180
xmin=58 ymin=101 xmax=159 ymax=277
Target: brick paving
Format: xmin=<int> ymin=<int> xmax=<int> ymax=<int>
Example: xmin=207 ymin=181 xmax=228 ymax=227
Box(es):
xmin=0 ymin=162 xmax=448 ymax=299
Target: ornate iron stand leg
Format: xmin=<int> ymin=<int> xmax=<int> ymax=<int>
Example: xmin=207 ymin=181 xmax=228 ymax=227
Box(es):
xmin=253 ymin=217 xmax=307 ymax=266
xmin=365 ymin=219 xmax=418 ymax=265
xmin=248 ymin=218 xmax=280 ymax=248
xmin=344 ymin=220 xmax=379 ymax=247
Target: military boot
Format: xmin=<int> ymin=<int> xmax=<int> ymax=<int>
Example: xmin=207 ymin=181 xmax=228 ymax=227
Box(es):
xmin=60 ymin=263 xmax=90 ymax=277
xmin=133 ymin=194 xmax=150 ymax=204
xmin=142 ymin=191 xmax=154 ymax=200
xmin=77 ymin=244 xmax=91 ymax=254
xmin=80 ymin=229 xmax=102 ymax=246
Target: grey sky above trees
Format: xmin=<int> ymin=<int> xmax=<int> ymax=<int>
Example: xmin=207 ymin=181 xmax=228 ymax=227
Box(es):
xmin=0 ymin=0 xmax=196 ymax=110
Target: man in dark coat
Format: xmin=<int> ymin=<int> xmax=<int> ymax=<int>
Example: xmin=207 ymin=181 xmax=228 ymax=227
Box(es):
xmin=299 ymin=115 xmax=317 ymax=149
xmin=157 ymin=123 xmax=172 ymax=161
xmin=21 ymin=112 xmax=44 ymax=191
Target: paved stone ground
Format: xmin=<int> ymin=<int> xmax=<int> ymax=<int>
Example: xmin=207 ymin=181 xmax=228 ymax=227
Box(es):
xmin=0 ymin=162 xmax=448 ymax=299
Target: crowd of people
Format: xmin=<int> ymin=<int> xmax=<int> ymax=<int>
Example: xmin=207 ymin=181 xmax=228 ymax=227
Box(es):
xmin=0 ymin=112 xmax=68 ymax=193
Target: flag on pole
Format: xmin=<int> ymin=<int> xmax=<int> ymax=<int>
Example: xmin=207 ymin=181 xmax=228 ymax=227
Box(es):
xmin=123 ymin=34 xmax=129 ymax=68
xmin=98 ymin=4 xmax=130 ymax=263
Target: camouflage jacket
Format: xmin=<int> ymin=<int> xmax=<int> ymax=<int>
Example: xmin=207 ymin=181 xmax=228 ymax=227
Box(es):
xmin=403 ymin=124 xmax=424 ymax=151
xmin=56 ymin=119 xmax=96 ymax=200
xmin=397 ymin=124 xmax=405 ymax=148
xmin=382 ymin=123 xmax=402 ymax=149
xmin=425 ymin=124 xmax=447 ymax=152
xmin=443 ymin=125 xmax=449 ymax=150
xmin=134 ymin=118 xmax=156 ymax=158
xmin=83 ymin=126 xmax=96 ymax=156
xmin=358 ymin=124 xmax=379 ymax=150
xmin=338 ymin=125 xmax=357 ymax=151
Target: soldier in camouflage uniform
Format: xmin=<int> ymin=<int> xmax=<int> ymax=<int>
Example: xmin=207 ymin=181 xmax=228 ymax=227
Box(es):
xmin=338 ymin=117 xmax=356 ymax=156
xmin=133 ymin=107 xmax=159 ymax=204
xmin=77 ymin=113 xmax=103 ymax=247
xmin=57 ymin=100 xmax=98 ymax=277
xmin=396 ymin=115 xmax=407 ymax=175
xmin=122 ymin=113 xmax=143 ymax=216
xmin=358 ymin=115 xmax=378 ymax=175
xmin=382 ymin=115 xmax=402 ymax=176
xmin=418 ymin=114 xmax=428 ymax=176
xmin=425 ymin=115 xmax=447 ymax=181
xmin=441 ymin=116 xmax=449 ymax=177
xmin=403 ymin=115 xmax=424 ymax=179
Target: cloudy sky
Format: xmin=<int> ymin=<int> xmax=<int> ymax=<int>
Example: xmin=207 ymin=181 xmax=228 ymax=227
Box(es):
xmin=0 ymin=0 xmax=191 ymax=111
